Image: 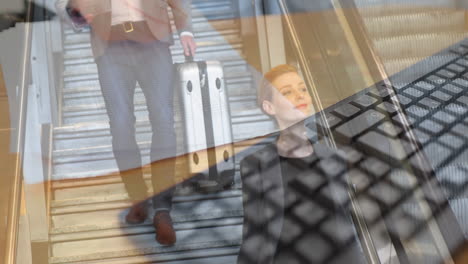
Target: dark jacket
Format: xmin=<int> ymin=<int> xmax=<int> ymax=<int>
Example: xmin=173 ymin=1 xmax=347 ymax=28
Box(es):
xmin=237 ymin=136 xmax=364 ymax=264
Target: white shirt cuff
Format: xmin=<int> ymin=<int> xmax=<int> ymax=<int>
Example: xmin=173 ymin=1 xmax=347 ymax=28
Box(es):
xmin=180 ymin=31 xmax=194 ymax=38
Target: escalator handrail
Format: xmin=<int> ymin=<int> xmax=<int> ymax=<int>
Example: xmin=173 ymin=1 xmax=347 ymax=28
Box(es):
xmin=3 ymin=1 xmax=33 ymax=263
xmin=273 ymin=1 xmax=382 ymax=263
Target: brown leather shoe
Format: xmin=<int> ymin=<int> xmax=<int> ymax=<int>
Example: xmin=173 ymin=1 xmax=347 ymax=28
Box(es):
xmin=153 ymin=211 xmax=176 ymax=246
xmin=125 ymin=201 xmax=149 ymax=224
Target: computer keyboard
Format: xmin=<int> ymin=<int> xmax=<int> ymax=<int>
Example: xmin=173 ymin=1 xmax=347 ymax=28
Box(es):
xmin=240 ymin=39 xmax=468 ymax=263
xmin=317 ymin=38 xmax=468 ymax=260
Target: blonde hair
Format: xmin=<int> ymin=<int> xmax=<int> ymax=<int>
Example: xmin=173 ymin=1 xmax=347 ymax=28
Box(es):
xmin=257 ymin=64 xmax=300 ymax=107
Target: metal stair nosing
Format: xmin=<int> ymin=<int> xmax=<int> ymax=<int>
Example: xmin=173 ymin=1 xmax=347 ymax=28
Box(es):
xmin=50 ymin=246 xmax=239 ymax=264
xmin=363 ymin=10 xmax=466 ymax=38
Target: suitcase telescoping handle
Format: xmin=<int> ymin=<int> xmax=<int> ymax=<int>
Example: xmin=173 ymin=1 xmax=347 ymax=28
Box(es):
xmin=185 ymin=55 xmax=194 ymax=62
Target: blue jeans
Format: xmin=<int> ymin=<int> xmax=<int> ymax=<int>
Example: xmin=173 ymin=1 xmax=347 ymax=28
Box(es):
xmin=95 ymin=39 xmax=176 ymax=210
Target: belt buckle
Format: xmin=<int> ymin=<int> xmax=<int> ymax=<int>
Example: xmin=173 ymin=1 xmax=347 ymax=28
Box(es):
xmin=122 ymin=21 xmax=134 ymax=33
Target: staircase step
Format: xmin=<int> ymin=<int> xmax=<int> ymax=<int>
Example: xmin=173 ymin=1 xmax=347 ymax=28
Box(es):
xmin=50 ymin=136 xmax=268 ymax=188
xmin=62 ymin=54 xmax=246 ymax=83
xmin=61 ymin=87 xmax=256 ymax=126
xmin=52 ymin=217 xmax=243 ymax=243
xmin=388 ymin=53 xmax=459 ymax=89
xmin=62 ymin=71 xmax=252 ymax=111
xmin=51 ymin=125 xmax=273 ymax=179
xmin=383 ymin=54 xmax=458 ymax=77
xmin=64 ymin=41 xmax=243 ymax=62
xmin=54 ymin=108 xmax=266 ymax=152
xmin=61 ymin=71 xmax=250 ymax=110
xmin=373 ymin=32 xmax=468 ymax=60
xmin=357 ymin=4 xmax=458 ymax=17
xmin=363 ymin=10 xmax=465 ymax=38
xmin=354 ymin=0 xmax=455 ymax=7
xmin=52 ymin=191 xmax=241 ymax=227
xmin=53 ymin=247 xmax=238 ymax=264
xmin=50 ymin=224 xmax=241 ymax=263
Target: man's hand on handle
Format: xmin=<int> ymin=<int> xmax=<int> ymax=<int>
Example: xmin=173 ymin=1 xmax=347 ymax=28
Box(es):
xmin=180 ymin=35 xmax=197 ymax=57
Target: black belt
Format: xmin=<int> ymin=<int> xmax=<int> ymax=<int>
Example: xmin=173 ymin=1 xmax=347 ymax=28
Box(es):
xmin=108 ymin=21 xmax=156 ymax=43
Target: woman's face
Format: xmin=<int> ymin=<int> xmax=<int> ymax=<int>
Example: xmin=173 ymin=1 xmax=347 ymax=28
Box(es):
xmin=264 ymin=72 xmax=314 ymax=128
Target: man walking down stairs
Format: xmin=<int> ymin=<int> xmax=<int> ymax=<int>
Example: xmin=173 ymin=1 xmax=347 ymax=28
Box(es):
xmin=56 ymin=0 xmax=198 ymax=247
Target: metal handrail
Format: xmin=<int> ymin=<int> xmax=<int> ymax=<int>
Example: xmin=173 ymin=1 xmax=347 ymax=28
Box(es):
xmin=274 ymin=1 xmax=382 ymax=263
xmin=3 ymin=0 xmax=33 ymax=263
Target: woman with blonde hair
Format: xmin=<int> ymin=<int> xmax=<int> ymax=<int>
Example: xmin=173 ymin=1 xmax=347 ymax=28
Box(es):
xmin=237 ymin=64 xmax=365 ymax=264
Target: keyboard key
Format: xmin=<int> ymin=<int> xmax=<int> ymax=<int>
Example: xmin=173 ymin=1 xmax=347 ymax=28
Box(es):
xmin=400 ymin=139 xmax=418 ymax=156
xmin=443 ymin=83 xmax=464 ymax=95
xmin=437 ymin=69 xmax=457 ymax=79
xmin=456 ymin=95 xmax=468 ymax=106
xmin=427 ymin=75 xmax=446 ymax=85
xmin=335 ymin=110 xmax=385 ymax=140
xmin=431 ymin=90 xmax=452 ymax=102
xmin=410 ymin=152 xmax=434 ymax=174
xmin=421 ymin=177 xmax=448 ymax=204
xmin=403 ymin=87 xmax=424 ymax=98
xmin=395 ymin=94 xmax=412 ymax=105
xmin=369 ymin=181 xmax=401 ymax=207
xmin=388 ymin=169 xmax=416 ymax=190
xmin=346 ymin=169 xmax=371 ymax=192
xmin=360 ymin=157 xmax=390 ymax=178
xmin=432 ymin=110 xmax=456 ymax=124
xmin=279 ymin=217 xmax=302 ymax=244
xmin=456 ymin=58 xmax=468 ymax=67
xmin=333 ymin=103 xmax=360 ymax=118
xmin=376 ymin=102 xmax=398 ymax=114
xmin=296 ymin=171 xmax=325 ymax=191
xmin=418 ymin=119 xmax=444 ymax=135
xmin=387 ymin=206 xmax=420 ymax=240
xmin=437 ymin=166 xmax=468 ymax=186
xmin=415 ymin=81 xmax=435 ymax=91
xmin=317 ymin=113 xmax=342 ymax=130
xmin=314 ymin=141 xmax=335 ymax=159
xmin=368 ymin=87 xmax=392 ymax=98
xmin=353 ymin=94 xmax=378 ymax=108
xmin=405 ymin=129 xmax=431 ymax=145
xmin=447 ymin=63 xmax=465 ymax=73
xmin=358 ymin=131 xmax=408 ymax=164
xmin=320 ymin=215 xmax=355 ymax=244
xmin=438 ymin=133 xmax=463 ymax=149
xmin=451 ymin=123 xmax=468 ymax=138
xmin=378 ymin=121 xmax=402 ymax=137
xmin=450 ymin=148 xmax=468 ymax=166
xmin=336 ymin=146 xmax=363 ymax=164
xmin=293 ymin=200 xmax=326 ymax=225
xmin=451 ymin=79 xmax=468 ymax=91
xmin=392 ymin=114 xmax=416 ymax=126
xmin=420 ymin=142 xmax=451 ymax=168
xmin=406 ymin=105 xmax=429 ymax=118
xmin=418 ymin=97 xmax=441 ymax=109
xmin=318 ymin=158 xmax=346 ymax=177
xmin=447 ymin=102 xmax=468 ymax=116
xmin=355 ymin=196 xmax=381 ymax=222
xmin=320 ymin=182 xmax=350 ymax=206
xmin=297 ymin=234 xmax=331 ymax=262
xmin=451 ymin=45 xmax=468 ymax=55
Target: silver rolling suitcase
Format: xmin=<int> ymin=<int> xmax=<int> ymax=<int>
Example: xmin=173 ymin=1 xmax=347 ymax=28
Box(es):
xmin=176 ymin=56 xmax=235 ymax=192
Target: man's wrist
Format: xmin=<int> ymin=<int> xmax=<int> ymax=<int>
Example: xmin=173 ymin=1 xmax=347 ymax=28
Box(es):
xmin=180 ymin=31 xmax=194 ymax=38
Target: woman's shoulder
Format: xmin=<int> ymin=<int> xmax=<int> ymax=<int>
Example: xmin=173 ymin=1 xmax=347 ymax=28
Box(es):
xmin=241 ymin=142 xmax=278 ymax=165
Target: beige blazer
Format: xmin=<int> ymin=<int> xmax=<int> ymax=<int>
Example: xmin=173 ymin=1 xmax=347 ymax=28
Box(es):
xmin=56 ymin=0 xmax=193 ymax=57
